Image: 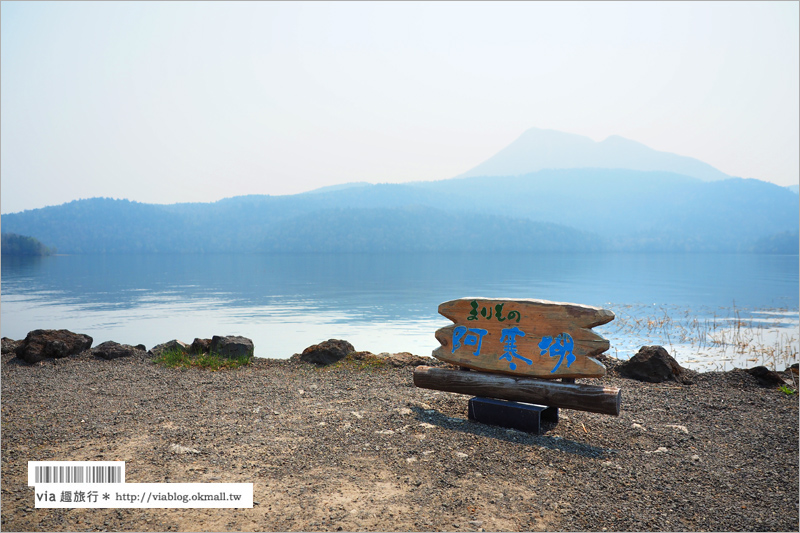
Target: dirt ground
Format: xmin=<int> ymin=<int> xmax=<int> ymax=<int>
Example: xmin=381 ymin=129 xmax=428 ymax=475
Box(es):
xmin=2 ymin=350 xmax=798 ymax=532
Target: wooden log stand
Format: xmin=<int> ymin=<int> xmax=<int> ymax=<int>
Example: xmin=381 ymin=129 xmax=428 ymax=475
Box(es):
xmin=415 ymin=298 xmax=622 ymax=433
xmin=414 ymin=365 xmax=621 ymax=416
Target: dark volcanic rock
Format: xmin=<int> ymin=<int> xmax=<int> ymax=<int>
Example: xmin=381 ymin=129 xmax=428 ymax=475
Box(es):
xmin=14 ymin=329 xmax=93 ymax=364
xmin=746 ymin=365 xmax=787 ymax=388
xmin=92 ymin=341 xmax=145 ymax=360
xmin=190 ymin=338 xmax=212 ymax=354
xmin=295 ymin=339 xmax=355 ymax=365
xmin=2 ymin=337 xmax=21 ymax=355
xmin=617 ymin=345 xmax=690 ymax=384
xmin=210 ymin=335 xmax=254 ymax=358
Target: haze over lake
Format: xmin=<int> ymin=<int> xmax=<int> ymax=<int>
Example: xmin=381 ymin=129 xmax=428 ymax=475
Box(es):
xmin=2 ymin=251 xmax=797 ymax=372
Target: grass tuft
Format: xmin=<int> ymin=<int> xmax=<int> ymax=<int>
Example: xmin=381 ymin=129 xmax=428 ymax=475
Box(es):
xmin=153 ymin=347 xmax=253 ymax=371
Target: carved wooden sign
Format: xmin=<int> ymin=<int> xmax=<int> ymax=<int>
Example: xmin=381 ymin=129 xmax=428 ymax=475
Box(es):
xmin=432 ymin=298 xmax=614 ymax=379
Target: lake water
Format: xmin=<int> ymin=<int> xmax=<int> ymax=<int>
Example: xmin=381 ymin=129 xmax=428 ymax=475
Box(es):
xmin=2 ymin=252 xmax=798 ymax=372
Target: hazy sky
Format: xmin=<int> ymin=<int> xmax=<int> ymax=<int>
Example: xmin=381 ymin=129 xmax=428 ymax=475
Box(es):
xmin=1 ymin=1 xmax=798 ymax=214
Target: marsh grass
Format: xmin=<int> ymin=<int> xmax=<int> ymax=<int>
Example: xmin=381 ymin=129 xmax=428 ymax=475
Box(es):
xmin=602 ymin=303 xmax=799 ymax=372
xmin=153 ymin=347 xmax=253 ymax=371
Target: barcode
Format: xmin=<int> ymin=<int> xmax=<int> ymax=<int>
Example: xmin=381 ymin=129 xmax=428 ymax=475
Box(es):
xmin=35 ymin=465 xmax=122 ymax=484
xmin=28 ymin=461 xmax=125 ymax=486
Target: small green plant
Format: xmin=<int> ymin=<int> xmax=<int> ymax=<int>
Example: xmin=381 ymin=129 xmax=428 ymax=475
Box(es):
xmin=778 ymin=384 xmax=797 ymax=396
xmin=153 ymin=347 xmax=253 ymax=371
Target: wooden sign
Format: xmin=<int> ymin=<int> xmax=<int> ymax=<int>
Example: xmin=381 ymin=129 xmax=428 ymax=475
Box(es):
xmin=432 ymin=298 xmax=614 ymax=379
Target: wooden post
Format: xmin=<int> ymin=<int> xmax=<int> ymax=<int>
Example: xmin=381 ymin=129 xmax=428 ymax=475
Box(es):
xmin=414 ymin=366 xmax=621 ymax=416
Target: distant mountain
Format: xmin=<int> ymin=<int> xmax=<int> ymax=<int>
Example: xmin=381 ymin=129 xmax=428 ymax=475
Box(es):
xmin=416 ymin=169 xmax=799 ymax=250
xmin=2 ymin=170 xmax=797 ymax=254
xmin=2 ymin=128 xmax=797 ymax=254
xmin=458 ymin=128 xmax=732 ymax=181
xmin=787 ymin=184 xmax=799 ymax=194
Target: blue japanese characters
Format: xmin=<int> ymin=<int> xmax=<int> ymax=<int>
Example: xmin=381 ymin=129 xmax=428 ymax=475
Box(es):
xmin=451 ymin=320 xmax=574 ymax=373
xmin=539 ymin=333 xmax=576 ymax=373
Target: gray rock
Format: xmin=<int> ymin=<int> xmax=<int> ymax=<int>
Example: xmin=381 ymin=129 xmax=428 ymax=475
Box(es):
xmin=210 ymin=335 xmax=254 ymax=359
xmin=346 ymin=351 xmax=380 ymax=361
xmin=148 ymin=340 xmax=189 ymax=358
xmin=617 ymin=345 xmax=690 ymax=384
xmin=380 ymin=352 xmax=434 ymax=368
xmin=92 ymin=341 xmax=145 ymax=360
xmin=295 ymin=339 xmax=354 ymax=365
xmin=14 ymin=329 xmax=93 ymax=364
xmin=190 ymin=338 xmax=212 ymax=354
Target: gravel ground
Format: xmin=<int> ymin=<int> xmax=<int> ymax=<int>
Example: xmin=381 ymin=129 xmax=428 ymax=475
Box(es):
xmin=1 ymin=349 xmax=798 ymax=532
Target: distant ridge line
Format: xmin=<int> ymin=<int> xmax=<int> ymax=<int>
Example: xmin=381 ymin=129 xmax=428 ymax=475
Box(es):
xmin=456 ymin=127 xmax=731 ymax=182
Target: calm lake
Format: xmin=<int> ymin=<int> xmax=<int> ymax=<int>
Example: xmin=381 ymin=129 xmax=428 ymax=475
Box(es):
xmin=2 ymin=252 xmax=798 ymax=372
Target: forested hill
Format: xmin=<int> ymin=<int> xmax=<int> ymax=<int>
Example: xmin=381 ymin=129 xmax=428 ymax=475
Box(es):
xmin=0 ymin=198 xmax=601 ymax=254
xmin=1 ymin=169 xmax=798 ymax=253
xmin=0 ymin=233 xmax=55 ymax=255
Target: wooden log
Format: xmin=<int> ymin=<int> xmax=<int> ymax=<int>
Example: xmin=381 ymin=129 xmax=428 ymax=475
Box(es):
xmin=413 ymin=366 xmax=621 ymax=416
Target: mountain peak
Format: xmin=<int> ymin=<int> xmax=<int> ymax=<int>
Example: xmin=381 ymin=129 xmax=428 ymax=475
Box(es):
xmin=458 ymin=129 xmax=730 ymax=182
xmin=599 ymin=134 xmax=636 ymax=144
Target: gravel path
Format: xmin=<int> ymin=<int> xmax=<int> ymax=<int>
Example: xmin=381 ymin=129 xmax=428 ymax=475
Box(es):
xmin=1 ymin=350 xmax=798 ymax=532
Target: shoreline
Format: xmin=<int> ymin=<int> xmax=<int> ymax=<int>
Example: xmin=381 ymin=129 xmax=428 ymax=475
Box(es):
xmin=1 ymin=344 xmax=798 ymax=532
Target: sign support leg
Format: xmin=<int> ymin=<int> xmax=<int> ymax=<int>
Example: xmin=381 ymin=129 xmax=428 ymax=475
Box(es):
xmin=467 ymin=397 xmax=559 ymax=434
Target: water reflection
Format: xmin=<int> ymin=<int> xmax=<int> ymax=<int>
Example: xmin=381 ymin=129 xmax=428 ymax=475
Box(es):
xmin=2 ymin=252 xmax=798 ymax=367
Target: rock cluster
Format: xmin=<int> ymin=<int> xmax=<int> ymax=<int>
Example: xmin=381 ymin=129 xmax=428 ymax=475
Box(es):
xmin=147 ymin=336 xmax=254 ymax=359
xmin=3 ymin=330 xmax=796 ymax=389
xmin=4 ymin=329 xmax=257 ymax=365
xmin=290 ymin=339 xmax=435 ymax=368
